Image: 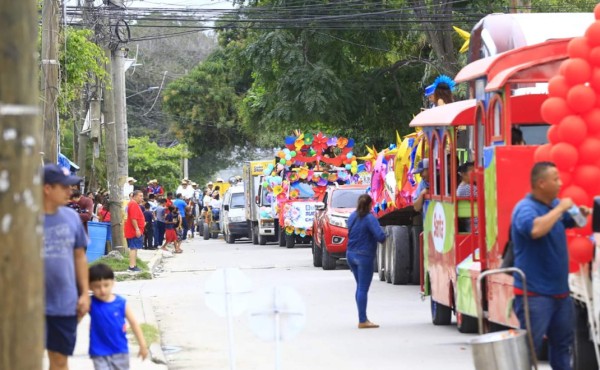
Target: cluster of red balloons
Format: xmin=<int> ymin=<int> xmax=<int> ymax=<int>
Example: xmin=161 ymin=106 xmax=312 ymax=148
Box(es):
xmin=536 ymin=6 xmax=600 ymax=269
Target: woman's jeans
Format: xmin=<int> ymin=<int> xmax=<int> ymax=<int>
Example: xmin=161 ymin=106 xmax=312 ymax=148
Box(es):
xmin=346 ymin=252 xmax=375 ymax=323
xmin=513 ymin=295 xmax=574 ymax=370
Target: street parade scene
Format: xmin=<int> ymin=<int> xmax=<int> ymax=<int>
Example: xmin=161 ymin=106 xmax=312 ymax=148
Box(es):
xmin=6 ymin=1 xmax=600 ymax=370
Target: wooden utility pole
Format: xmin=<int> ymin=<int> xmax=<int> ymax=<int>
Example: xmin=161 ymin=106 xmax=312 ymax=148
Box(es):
xmin=41 ymin=0 xmax=60 ymax=163
xmin=0 ymin=1 xmax=44 ymax=369
xmin=102 ymin=48 xmax=125 ymax=249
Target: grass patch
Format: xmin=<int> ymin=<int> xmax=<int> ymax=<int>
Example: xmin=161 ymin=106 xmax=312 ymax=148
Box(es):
xmin=116 ymin=271 xmax=152 ymax=282
xmin=90 ymin=253 xmax=149 ymax=272
xmin=128 ymin=323 xmax=159 ymax=345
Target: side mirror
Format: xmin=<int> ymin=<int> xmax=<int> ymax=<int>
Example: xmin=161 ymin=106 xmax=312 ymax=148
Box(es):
xmin=223 ymin=204 xmax=230 ymax=211
xmin=315 ymin=202 xmax=325 ymax=211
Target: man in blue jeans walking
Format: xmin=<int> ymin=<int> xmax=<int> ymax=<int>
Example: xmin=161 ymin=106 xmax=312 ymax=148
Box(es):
xmin=511 ymin=162 xmax=590 ymax=369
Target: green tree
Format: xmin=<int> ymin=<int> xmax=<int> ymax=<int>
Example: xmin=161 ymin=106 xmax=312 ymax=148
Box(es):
xmin=128 ymin=136 xmax=187 ymax=192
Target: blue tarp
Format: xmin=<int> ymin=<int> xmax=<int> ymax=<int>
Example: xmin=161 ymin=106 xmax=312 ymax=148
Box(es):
xmin=58 ymin=153 xmax=79 ymax=175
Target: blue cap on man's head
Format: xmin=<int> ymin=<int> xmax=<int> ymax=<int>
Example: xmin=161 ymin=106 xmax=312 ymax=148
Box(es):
xmin=44 ymin=164 xmax=81 ymax=185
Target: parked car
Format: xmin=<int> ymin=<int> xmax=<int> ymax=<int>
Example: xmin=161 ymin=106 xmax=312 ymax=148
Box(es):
xmin=221 ymin=184 xmax=249 ymax=244
xmin=312 ymin=184 xmax=368 ymax=270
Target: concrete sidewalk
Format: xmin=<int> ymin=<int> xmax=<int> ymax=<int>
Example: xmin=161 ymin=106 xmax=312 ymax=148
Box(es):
xmin=43 ymin=249 xmax=167 ymax=370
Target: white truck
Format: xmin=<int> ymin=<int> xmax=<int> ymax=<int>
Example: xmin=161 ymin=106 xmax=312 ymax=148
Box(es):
xmin=243 ymin=160 xmax=277 ymax=245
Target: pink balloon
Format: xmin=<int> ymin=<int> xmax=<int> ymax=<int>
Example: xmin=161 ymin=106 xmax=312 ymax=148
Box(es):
xmin=567 ymin=85 xmax=596 ymax=113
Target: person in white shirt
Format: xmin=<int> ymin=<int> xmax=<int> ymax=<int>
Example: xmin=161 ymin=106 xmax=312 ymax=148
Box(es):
xmin=176 ymin=180 xmax=195 ymax=200
xmin=210 ymin=193 xmax=222 ymax=210
xmin=123 ymin=177 xmax=136 ymax=198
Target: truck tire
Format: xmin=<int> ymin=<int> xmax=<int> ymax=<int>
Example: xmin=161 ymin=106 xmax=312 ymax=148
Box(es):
xmin=384 ymin=227 xmax=393 ymax=283
xmin=456 ymin=312 xmax=478 ymax=334
xmin=278 ymin=229 xmax=286 ymax=247
xmin=573 ymin=303 xmax=598 ymax=370
xmin=431 ymin=298 xmax=452 ymax=326
xmin=258 ymin=234 xmax=267 ymax=245
xmin=377 ymin=242 xmax=385 ymax=281
xmin=198 ymin=220 xmax=204 ymax=236
xmin=225 ymin=229 xmax=235 ymax=244
xmin=322 ymin=238 xmax=336 ymax=270
xmin=286 ymin=233 xmax=295 ymax=249
xmin=410 ymin=225 xmax=423 ymax=285
xmin=251 ymin=224 xmax=259 ymax=245
xmin=312 ymin=235 xmax=322 ymax=267
xmin=203 ymin=223 xmax=210 ymax=240
xmin=389 ymin=226 xmax=411 ymax=285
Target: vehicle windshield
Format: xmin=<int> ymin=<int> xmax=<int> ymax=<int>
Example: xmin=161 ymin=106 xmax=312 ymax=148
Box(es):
xmin=331 ymin=189 xmax=365 ymax=208
xmin=231 ymin=193 xmax=245 ymax=209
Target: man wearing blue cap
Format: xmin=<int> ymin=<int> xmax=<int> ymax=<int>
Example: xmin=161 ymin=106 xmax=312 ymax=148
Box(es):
xmin=43 ymin=164 xmax=90 ymax=370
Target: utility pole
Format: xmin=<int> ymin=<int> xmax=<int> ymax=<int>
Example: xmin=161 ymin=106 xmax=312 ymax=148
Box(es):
xmin=0 ymin=1 xmax=44 ymax=369
xmin=102 ymin=48 xmax=125 ymax=249
xmin=41 ymin=0 xmax=60 ymax=163
xmin=113 ymin=48 xmax=129 ymax=187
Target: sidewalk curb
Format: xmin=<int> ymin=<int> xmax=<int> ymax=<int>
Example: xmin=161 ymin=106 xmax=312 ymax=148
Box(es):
xmin=147 ymin=250 xmax=163 ymax=275
xmin=140 ymin=296 xmax=168 ymax=366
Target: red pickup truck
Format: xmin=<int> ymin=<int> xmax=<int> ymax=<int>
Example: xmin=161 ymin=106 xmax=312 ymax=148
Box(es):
xmin=312 ymin=184 xmax=369 ymax=270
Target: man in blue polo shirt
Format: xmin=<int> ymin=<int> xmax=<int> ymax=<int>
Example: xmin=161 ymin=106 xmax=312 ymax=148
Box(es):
xmin=511 ymin=161 xmax=590 ymax=370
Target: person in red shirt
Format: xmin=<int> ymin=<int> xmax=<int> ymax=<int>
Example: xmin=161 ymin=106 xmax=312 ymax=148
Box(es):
xmin=124 ymin=190 xmax=145 ymax=272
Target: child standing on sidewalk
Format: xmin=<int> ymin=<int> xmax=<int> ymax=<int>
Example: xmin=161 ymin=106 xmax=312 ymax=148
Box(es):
xmin=88 ymin=263 xmax=149 ymax=369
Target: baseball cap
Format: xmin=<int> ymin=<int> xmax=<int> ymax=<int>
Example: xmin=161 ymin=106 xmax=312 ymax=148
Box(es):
xmin=412 ymin=158 xmax=429 ymax=174
xmin=44 ymin=164 xmax=82 ymax=185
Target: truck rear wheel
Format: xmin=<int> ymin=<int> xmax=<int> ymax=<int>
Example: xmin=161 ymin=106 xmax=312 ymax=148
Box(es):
xmin=203 ymin=223 xmax=210 ymax=240
xmin=322 ymin=237 xmax=336 ymax=270
xmin=286 ymin=233 xmax=295 ymax=249
xmin=251 ymin=224 xmax=258 ymax=245
xmin=573 ymin=303 xmax=598 ymax=370
xmin=389 ymin=226 xmax=410 ymax=285
xmin=278 ymin=228 xmax=286 ymax=247
xmin=258 ymin=234 xmax=267 ymax=245
xmin=431 ymin=298 xmax=452 ymax=326
xmin=377 ymin=242 xmax=385 ymax=281
xmin=312 ymin=236 xmax=322 ymax=267
xmin=410 ymin=225 xmax=423 ymax=285
xmin=384 ymin=227 xmax=392 ymax=283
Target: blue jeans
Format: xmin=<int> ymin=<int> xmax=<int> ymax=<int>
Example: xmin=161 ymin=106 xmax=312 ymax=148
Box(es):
xmin=181 ymin=218 xmax=188 ymax=240
xmin=347 ymin=252 xmax=374 ymax=323
xmin=155 ymin=221 xmax=165 ymax=246
xmin=513 ymin=295 xmax=574 ymax=370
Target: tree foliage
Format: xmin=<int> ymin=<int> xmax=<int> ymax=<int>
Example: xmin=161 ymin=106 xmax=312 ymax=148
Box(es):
xmin=128 ymin=136 xmax=187 ymax=192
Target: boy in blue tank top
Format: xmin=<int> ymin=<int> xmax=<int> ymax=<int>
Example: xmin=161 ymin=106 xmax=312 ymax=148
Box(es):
xmin=88 ymin=263 xmax=148 ymax=369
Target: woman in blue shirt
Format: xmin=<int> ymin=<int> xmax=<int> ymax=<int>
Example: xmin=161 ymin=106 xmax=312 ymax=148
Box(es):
xmin=347 ymin=194 xmax=386 ymax=329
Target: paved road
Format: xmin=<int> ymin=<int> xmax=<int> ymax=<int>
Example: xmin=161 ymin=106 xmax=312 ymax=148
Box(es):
xmin=117 ymin=236 xmax=548 ymax=370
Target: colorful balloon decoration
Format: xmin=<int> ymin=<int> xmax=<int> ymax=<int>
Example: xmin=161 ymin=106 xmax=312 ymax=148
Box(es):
xmin=544 ymin=7 xmax=600 ymax=268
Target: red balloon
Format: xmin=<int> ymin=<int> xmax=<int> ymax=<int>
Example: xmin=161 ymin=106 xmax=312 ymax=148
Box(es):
xmin=548 ymin=75 xmax=571 ymax=98
xmin=596 ymin=4 xmax=600 ymax=20
xmin=568 ymin=37 xmax=591 ymax=60
xmin=547 ymin=125 xmax=562 ymax=144
xmin=567 ymin=85 xmax=596 ymax=113
xmin=585 ymin=21 xmax=600 ymax=47
xmin=574 ymin=165 xmax=600 ymax=195
xmin=590 ymin=68 xmax=600 ymax=92
xmin=569 ymin=259 xmax=581 ymax=273
xmin=563 ymin=58 xmax=592 ymax=85
xmin=560 ymin=171 xmax=573 ymax=188
xmin=551 ymin=143 xmax=579 ymax=171
xmin=534 ymin=144 xmax=553 ymax=162
xmin=591 ymin=47 xmax=600 ymax=67
xmin=541 ymin=97 xmax=572 ymax=125
xmin=558 ymin=115 xmax=588 ymax=146
xmin=578 ymin=137 xmax=600 ymax=165
xmin=583 ymin=108 xmax=600 ymax=134
xmin=561 ymin=185 xmax=591 ymax=206
xmin=569 ymin=236 xmax=594 ymax=263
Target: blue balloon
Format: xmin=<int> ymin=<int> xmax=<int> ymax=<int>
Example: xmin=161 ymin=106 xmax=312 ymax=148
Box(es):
xmin=347 ymin=138 xmax=355 ymax=148
xmin=285 ymin=136 xmax=296 ymax=145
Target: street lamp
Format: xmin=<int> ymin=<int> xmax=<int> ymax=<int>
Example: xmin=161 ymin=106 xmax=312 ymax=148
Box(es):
xmin=126 ymin=86 xmax=159 ymax=99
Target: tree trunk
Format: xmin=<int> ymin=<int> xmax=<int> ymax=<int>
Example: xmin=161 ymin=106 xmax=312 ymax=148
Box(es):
xmin=102 ymin=47 xmax=125 ymax=250
xmin=0 ymin=1 xmax=44 ymax=369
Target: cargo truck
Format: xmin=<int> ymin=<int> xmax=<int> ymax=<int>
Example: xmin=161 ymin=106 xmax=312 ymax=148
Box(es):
xmin=243 ymin=160 xmax=278 ymax=245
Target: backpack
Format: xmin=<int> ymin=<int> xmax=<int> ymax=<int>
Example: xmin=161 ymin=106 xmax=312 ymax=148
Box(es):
xmin=500 ymin=226 xmax=514 ymax=270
